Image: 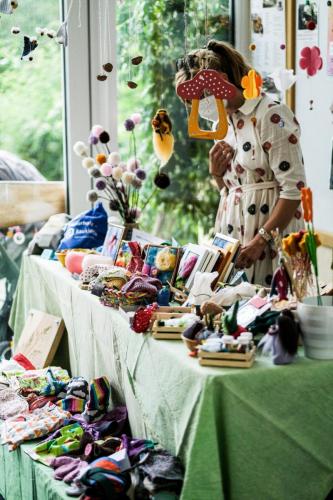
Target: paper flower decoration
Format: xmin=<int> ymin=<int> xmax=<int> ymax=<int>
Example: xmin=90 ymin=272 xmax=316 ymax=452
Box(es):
xmin=270 ymin=68 xmax=297 ymax=92
xmin=241 ymin=69 xmax=262 ymax=99
xmin=176 ymin=69 xmax=237 ymax=140
xmin=299 ymin=46 xmax=323 ymax=76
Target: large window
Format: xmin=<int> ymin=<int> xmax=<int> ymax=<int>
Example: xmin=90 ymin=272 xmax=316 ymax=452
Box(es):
xmin=117 ymin=0 xmax=233 ymax=243
xmin=0 ymin=0 xmax=64 ymax=180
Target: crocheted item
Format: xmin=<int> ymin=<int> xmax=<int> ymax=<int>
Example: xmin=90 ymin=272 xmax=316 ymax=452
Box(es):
xmin=57 ymin=377 xmax=88 ymax=414
xmin=0 ymin=388 xmax=29 ymax=420
xmin=82 ymin=376 xmax=111 ymax=423
xmin=80 ymin=264 xmax=110 ymax=284
xmin=122 ymin=275 xmax=162 ymax=295
xmin=33 ymin=423 xmax=83 ymax=457
xmin=132 ymin=303 xmax=158 ymax=333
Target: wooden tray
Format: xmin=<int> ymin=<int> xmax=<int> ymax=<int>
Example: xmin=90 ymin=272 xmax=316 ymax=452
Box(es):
xmin=198 ymin=347 xmax=256 ymax=368
xmin=151 ymin=309 xmax=193 ymax=340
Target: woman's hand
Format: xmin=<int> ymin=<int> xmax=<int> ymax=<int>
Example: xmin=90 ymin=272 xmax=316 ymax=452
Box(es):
xmin=209 ymin=141 xmax=234 ymax=189
xmin=235 ymin=235 xmax=267 ymax=269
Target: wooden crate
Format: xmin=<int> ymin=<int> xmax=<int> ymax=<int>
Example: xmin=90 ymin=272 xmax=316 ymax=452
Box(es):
xmin=198 ymin=347 xmax=256 ymax=368
xmin=151 ymin=309 xmax=192 ymax=340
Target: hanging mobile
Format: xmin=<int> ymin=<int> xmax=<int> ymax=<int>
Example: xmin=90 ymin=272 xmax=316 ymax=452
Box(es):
xmin=96 ymin=0 xmax=114 ymax=81
xmin=151 ymin=109 xmax=175 ymax=166
xmin=241 ymin=69 xmax=262 ymax=100
xmin=21 ymin=35 xmax=38 ymax=61
xmin=176 ymin=69 xmax=237 ymax=140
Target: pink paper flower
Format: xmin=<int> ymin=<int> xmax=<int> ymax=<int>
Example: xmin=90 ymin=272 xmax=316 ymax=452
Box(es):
xmin=299 ymin=46 xmax=323 ymax=77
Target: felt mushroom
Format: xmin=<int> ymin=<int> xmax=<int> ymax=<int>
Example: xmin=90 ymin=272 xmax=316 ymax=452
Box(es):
xmin=201 ymin=300 xmax=223 ymax=331
xmin=176 ymin=69 xmax=237 ymax=140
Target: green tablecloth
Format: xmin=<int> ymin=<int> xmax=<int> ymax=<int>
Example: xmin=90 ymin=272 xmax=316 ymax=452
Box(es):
xmin=6 ymin=255 xmax=333 ymax=500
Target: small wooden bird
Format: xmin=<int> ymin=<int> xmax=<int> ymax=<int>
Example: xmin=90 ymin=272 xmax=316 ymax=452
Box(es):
xmin=151 ymin=109 xmax=174 ymax=166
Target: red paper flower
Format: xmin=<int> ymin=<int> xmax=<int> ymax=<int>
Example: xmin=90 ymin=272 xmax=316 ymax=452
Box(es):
xmin=299 ymin=46 xmax=323 ymax=77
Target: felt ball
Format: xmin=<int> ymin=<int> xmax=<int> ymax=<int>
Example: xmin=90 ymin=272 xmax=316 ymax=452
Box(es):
xmin=108 ymin=152 xmax=121 ymax=165
xmin=88 ymin=166 xmax=102 ymax=178
xmin=103 ymin=62 xmax=113 ymax=72
xmin=249 ymin=43 xmax=256 ymax=51
xmin=11 ymin=27 xmax=20 ymax=34
xmin=280 ymin=43 xmax=286 ymax=50
xmin=99 ymin=131 xmax=110 ymax=143
xmin=135 ymin=168 xmax=146 ymax=180
xmin=86 ymin=189 xmax=98 ymax=203
xmin=154 ymin=172 xmax=170 ymax=189
xmin=127 ymin=157 xmax=140 ymax=172
xmin=132 ymin=177 xmax=142 ymax=189
xmin=91 ymin=125 xmax=104 ymax=138
xmin=306 ymin=20 xmax=316 ymax=30
xmin=88 ymin=134 xmax=98 ymax=145
xmin=127 ymin=81 xmax=138 ymax=89
xmin=124 ymin=119 xmax=135 ymax=131
xmin=11 ymin=0 xmax=18 ymax=8
xmin=36 ymin=27 xmax=45 ymax=35
xmin=73 ymin=141 xmax=88 ymax=157
xmin=131 ymin=113 xmax=142 ymax=124
xmin=118 ymin=161 xmax=127 ymax=171
xmin=95 ymin=177 xmax=107 ymax=190
xmin=97 ymin=74 xmax=107 ymax=81
xmin=82 ymin=157 xmax=95 ymax=169
xmin=112 ymin=166 xmax=123 ymax=181
xmin=65 ymin=251 xmax=86 ymax=275
xmin=131 ymin=56 xmax=143 ymax=65
xmin=122 ymin=171 xmax=135 ymax=185
xmin=96 ymin=153 xmax=107 ymax=165
xmin=101 ymin=163 xmax=113 ymax=176
xmin=109 ymin=199 xmax=120 ymax=211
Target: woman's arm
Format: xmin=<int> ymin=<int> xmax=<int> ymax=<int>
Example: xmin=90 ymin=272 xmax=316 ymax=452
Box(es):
xmin=236 ymin=198 xmax=300 ymax=269
xmin=209 ymin=141 xmax=234 ymax=190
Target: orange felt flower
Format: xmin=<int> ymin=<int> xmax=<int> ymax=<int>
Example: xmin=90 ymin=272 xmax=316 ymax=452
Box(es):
xmin=96 ymin=153 xmax=106 ymax=165
xmin=241 ymin=69 xmax=262 ymax=100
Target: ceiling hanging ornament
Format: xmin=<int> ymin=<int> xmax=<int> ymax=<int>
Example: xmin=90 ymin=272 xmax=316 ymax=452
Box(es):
xmin=21 ymin=35 xmax=38 ymax=61
xmin=270 ymin=68 xmax=297 ymax=92
xmin=299 ymin=46 xmax=323 ymax=76
xmin=241 ymin=69 xmax=262 ymax=99
xmin=151 ymin=109 xmax=175 ymax=166
xmin=96 ymin=0 xmax=114 ymax=82
xmin=176 ymin=69 xmax=237 ymax=140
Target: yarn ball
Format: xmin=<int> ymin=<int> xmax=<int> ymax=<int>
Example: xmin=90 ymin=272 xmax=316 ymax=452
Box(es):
xmin=95 ymin=178 xmax=107 ymax=190
xmin=112 ymin=166 xmax=123 ymax=181
xmin=88 ymin=134 xmax=99 ymax=145
xmin=82 ymin=157 xmax=95 ymax=169
xmin=122 ymin=171 xmax=135 ymax=185
xmin=124 ymin=119 xmax=135 ymax=131
xmin=65 ymin=251 xmax=87 ymax=275
xmin=96 ymin=153 xmax=107 ymax=165
xmin=135 ymin=168 xmax=146 ymax=180
xmin=127 ymin=157 xmax=140 ymax=172
xmin=88 ymin=166 xmax=102 ymax=178
xmin=73 ymin=141 xmax=88 ymax=157
xmin=109 ymin=199 xmax=120 ymax=211
xmin=154 ymin=172 xmax=170 ymax=189
xmin=108 ymin=152 xmax=121 ymax=165
xmin=86 ymin=190 xmax=98 ymax=203
xmin=132 ymin=177 xmax=142 ymax=189
xmin=131 ymin=113 xmax=142 ymax=124
xmin=101 ymin=163 xmax=113 ymax=176
xmin=99 ymin=131 xmax=110 ymax=143
xmin=91 ymin=125 xmax=104 ymax=138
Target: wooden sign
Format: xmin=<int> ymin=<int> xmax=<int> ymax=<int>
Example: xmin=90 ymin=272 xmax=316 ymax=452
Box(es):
xmin=14 ymin=310 xmax=65 ymax=369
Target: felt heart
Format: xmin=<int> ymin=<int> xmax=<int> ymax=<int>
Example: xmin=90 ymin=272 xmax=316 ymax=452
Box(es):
xmin=299 ymin=46 xmax=323 ymax=77
xmin=97 ymin=74 xmax=107 ymax=81
xmin=103 ymin=62 xmax=113 ymax=72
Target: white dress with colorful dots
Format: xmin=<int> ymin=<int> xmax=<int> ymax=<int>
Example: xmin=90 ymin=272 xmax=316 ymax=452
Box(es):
xmin=215 ymin=94 xmax=306 ymax=286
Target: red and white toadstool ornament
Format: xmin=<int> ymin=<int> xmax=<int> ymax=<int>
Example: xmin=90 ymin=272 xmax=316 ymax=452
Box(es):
xmin=176 ymin=69 xmax=237 ymax=140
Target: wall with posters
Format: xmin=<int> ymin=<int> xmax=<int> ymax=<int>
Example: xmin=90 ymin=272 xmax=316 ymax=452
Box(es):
xmin=295 ymin=1 xmax=333 ymax=234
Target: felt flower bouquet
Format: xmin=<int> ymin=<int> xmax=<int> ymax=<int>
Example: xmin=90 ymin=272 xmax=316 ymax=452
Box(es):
xmin=281 ymin=187 xmax=322 ymax=304
xmin=73 ymin=114 xmax=147 ymax=225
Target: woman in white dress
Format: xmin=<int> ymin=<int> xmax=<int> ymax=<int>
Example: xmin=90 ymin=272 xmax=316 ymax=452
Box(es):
xmin=176 ymin=40 xmax=306 ymax=285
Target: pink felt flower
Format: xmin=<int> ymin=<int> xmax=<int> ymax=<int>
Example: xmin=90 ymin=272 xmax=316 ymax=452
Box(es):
xmin=299 ymin=46 xmax=323 ymax=77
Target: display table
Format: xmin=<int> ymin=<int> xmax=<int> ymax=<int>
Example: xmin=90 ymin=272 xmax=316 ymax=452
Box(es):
xmin=6 ymin=255 xmax=333 ymax=500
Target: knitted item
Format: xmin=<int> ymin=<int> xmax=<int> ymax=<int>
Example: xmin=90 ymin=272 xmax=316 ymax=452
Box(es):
xmin=0 ymin=388 xmax=29 ymax=420
xmin=122 ymin=275 xmax=162 ymax=295
xmin=73 ymin=406 xmax=128 ymax=441
xmin=27 ymin=394 xmax=57 ymax=411
xmin=138 ymin=450 xmax=184 ymax=495
xmin=51 ymin=456 xmax=88 ymax=483
xmin=58 ymin=377 xmax=88 ymax=414
xmin=33 ymin=423 xmax=83 ymax=457
xmin=40 ymin=368 xmax=68 ymax=398
xmin=79 ymin=456 xmax=131 ymax=499
xmin=80 ymin=264 xmax=110 ymax=285
xmin=82 ymin=377 xmax=111 ymax=423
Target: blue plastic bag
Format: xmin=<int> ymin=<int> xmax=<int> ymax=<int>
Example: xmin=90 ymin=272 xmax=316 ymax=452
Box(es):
xmin=57 ymin=203 xmax=108 ymax=250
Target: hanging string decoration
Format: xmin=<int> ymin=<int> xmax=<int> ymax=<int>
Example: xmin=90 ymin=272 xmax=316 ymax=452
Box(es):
xmin=96 ymin=0 xmax=114 ymax=81
xmin=21 ymin=35 xmax=38 ymax=61
xmin=176 ymin=69 xmax=237 ymax=141
xmin=151 ymin=109 xmax=175 ymax=166
xmin=241 ymin=69 xmax=262 ymax=100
